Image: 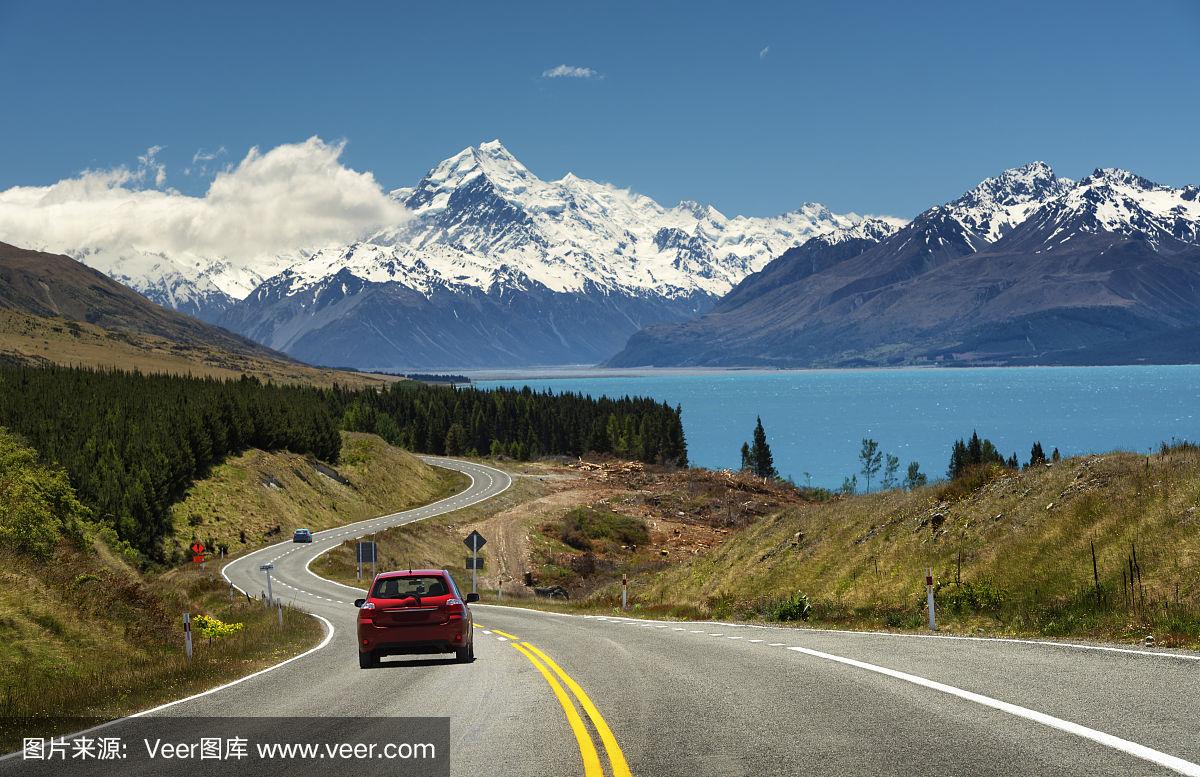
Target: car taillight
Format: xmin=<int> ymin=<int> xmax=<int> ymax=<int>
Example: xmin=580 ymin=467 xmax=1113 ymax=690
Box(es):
xmin=358 ymin=602 xmax=376 ymax=620
xmin=360 ymin=602 xmax=376 ymax=609
xmin=444 ymin=599 xmax=465 ymax=620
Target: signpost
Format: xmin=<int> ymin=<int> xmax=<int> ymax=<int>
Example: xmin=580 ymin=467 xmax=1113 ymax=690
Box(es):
xmin=190 ymin=541 xmax=206 ymax=565
xmin=463 ymin=530 xmax=486 ymax=595
xmin=183 ymin=613 xmax=193 ymax=660
xmin=622 ymin=573 xmax=628 ymax=610
xmin=357 ymin=541 xmax=377 ymax=582
xmin=260 ymin=563 xmax=275 ymax=606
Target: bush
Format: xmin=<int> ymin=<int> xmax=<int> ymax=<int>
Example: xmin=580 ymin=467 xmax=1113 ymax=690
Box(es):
xmin=767 ymin=591 xmax=812 ymax=622
xmin=192 ymin=614 xmax=245 ymax=640
xmin=931 ymin=579 xmax=1006 ymax=615
xmin=0 ymin=429 xmax=89 ymax=559
xmin=558 ymin=507 xmax=649 ymax=551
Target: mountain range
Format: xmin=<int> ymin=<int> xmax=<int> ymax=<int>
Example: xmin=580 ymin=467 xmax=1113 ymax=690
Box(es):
xmin=68 ymin=141 xmax=893 ymax=368
xmin=610 ymin=163 xmax=1200 ymax=367
xmin=29 ymin=143 xmax=1200 ymax=370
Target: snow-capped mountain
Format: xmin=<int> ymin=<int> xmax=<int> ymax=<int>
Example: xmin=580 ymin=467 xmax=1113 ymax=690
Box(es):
xmin=360 ymin=139 xmax=888 ymax=299
xmin=66 ymin=246 xmax=287 ymax=322
xmin=1009 ymin=167 xmax=1200 ymax=252
xmin=610 ymin=162 xmax=1200 ymax=368
xmin=939 ymin=161 xmax=1075 ymax=246
xmin=211 ymin=140 xmax=894 ymax=367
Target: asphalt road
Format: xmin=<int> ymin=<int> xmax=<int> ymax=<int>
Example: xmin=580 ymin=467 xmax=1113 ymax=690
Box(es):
xmin=24 ymin=458 xmax=1200 ymax=777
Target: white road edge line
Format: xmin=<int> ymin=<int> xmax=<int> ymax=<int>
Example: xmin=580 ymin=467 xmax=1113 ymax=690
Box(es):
xmin=787 ymin=645 xmax=1200 ymax=777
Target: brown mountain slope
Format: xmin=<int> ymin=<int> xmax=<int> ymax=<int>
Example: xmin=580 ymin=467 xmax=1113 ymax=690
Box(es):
xmin=0 ymin=241 xmax=279 ymax=358
xmin=0 ymin=242 xmax=397 ymax=387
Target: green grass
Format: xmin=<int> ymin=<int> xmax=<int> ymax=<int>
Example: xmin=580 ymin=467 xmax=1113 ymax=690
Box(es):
xmin=1 ymin=430 xmax=465 ymax=746
xmin=170 ymin=432 xmax=466 ymax=559
xmin=0 ymin=537 xmax=321 ymax=748
xmin=622 ymin=449 xmax=1200 ymax=647
xmin=558 ymin=506 xmax=649 ymax=550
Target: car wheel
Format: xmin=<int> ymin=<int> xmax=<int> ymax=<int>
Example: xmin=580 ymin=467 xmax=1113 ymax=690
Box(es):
xmin=358 ymin=650 xmax=378 ymax=669
xmin=455 ymin=645 xmax=471 ymax=663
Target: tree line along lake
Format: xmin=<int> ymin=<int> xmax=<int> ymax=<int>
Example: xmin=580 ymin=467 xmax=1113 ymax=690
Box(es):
xmin=473 ymin=365 xmax=1200 ymax=490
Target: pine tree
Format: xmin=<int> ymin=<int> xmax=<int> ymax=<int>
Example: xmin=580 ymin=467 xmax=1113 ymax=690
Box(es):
xmin=1051 ymin=447 xmax=1061 ymax=463
xmin=1028 ymin=441 xmax=1047 ymax=468
xmin=881 ymin=453 xmax=900 ymax=490
xmin=749 ymin=417 xmax=777 ymax=479
xmin=740 ymin=441 xmax=754 ymax=472
xmin=904 ymin=461 xmax=927 ymax=490
xmin=859 ymin=438 xmax=882 ymax=491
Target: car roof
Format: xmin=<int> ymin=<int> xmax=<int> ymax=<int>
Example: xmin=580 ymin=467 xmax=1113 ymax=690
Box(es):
xmin=374 ymin=569 xmax=447 ymax=579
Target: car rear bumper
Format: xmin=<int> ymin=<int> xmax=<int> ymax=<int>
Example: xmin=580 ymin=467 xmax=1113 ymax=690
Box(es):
xmin=358 ymin=622 xmax=470 ymax=655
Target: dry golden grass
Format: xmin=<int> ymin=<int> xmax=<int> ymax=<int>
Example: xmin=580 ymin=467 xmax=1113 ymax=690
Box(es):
xmin=0 ymin=537 xmax=321 ymax=741
xmin=630 ymin=449 xmax=1200 ymax=645
xmin=0 ymin=308 xmax=397 ymax=388
xmin=169 ymin=432 xmax=467 ymax=560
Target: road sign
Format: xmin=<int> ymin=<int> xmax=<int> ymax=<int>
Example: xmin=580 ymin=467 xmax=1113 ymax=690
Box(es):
xmin=190 ymin=541 xmax=206 ymax=563
xmin=463 ymin=531 xmax=486 ymax=552
xmin=259 ymin=564 xmax=275 ymax=571
xmin=357 ymin=542 xmax=377 ymax=563
xmin=463 ymin=531 xmax=486 ymax=595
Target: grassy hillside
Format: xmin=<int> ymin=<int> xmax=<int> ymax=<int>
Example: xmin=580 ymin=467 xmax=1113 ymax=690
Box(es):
xmin=634 ymin=449 xmax=1200 ymax=646
xmin=0 ymin=427 xmax=320 ymax=741
xmin=170 ymin=432 xmax=467 ymax=560
xmin=0 ymin=308 xmax=396 ymax=388
xmin=0 ymin=242 xmax=400 ymax=387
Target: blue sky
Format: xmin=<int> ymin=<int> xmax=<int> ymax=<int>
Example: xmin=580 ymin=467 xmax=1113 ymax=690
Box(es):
xmin=1 ymin=0 xmax=1197 ymax=218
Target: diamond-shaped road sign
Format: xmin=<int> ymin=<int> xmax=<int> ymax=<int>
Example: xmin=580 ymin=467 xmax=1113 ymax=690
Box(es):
xmin=463 ymin=530 xmax=486 ymax=553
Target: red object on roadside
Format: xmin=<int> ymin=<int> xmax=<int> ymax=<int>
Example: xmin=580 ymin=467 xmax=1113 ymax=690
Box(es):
xmin=190 ymin=541 xmax=206 ymax=563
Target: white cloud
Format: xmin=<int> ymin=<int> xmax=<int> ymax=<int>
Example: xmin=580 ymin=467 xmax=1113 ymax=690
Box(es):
xmin=0 ymin=137 xmax=410 ymax=293
xmin=191 ymin=145 xmax=227 ymax=165
xmin=542 ymin=64 xmax=600 ymax=79
xmin=759 ymin=46 xmax=770 ymax=60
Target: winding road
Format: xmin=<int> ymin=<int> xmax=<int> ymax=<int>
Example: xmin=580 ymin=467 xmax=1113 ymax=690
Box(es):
xmin=31 ymin=458 xmax=1200 ymax=776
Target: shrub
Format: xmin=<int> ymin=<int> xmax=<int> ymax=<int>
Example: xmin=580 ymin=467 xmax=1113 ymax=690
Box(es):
xmin=192 ymin=614 xmax=245 ymax=640
xmin=931 ymin=579 xmax=1006 ymax=615
xmin=767 ymin=591 xmax=812 ymax=622
xmin=558 ymin=507 xmax=649 ymax=551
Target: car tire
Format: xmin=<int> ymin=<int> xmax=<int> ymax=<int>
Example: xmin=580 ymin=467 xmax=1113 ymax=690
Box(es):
xmin=455 ymin=644 xmax=472 ymax=663
xmin=358 ymin=650 xmax=378 ymax=669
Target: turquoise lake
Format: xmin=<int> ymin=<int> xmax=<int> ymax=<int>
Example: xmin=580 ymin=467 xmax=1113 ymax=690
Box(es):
xmin=474 ymin=366 xmax=1200 ymax=490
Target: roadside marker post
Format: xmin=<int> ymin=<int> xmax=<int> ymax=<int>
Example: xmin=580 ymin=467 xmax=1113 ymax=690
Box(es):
xmin=463 ymin=531 xmax=487 ymax=595
xmin=260 ymin=563 xmax=275 ymax=607
xmin=622 ymin=573 xmax=628 ymax=610
xmin=277 ymin=601 xmax=284 ymax=628
xmin=926 ymin=567 xmax=937 ymax=631
xmin=183 ymin=613 xmax=193 ymax=661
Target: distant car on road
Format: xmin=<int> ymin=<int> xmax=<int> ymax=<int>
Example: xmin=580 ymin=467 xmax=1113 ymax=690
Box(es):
xmin=355 ymin=569 xmax=478 ymax=668
xmin=292 ymin=528 xmax=313 ymax=543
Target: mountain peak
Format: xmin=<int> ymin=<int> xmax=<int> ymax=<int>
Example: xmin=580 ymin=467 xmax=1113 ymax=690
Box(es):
xmin=1083 ymin=167 xmax=1157 ymax=190
xmin=941 ymin=160 xmax=1074 ymax=244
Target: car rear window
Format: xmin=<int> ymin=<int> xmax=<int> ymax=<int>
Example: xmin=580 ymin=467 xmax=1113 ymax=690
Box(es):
xmin=371 ymin=575 xmax=449 ymax=600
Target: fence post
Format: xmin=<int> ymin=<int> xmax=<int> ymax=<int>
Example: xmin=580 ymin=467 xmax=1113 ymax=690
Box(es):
xmin=926 ymin=568 xmax=936 ymax=631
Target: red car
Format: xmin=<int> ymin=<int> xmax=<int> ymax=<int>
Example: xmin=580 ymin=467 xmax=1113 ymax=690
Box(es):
xmin=354 ymin=569 xmax=478 ymax=668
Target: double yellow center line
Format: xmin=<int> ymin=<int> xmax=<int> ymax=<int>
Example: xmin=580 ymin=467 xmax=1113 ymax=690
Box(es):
xmin=481 ymin=626 xmax=632 ymax=777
